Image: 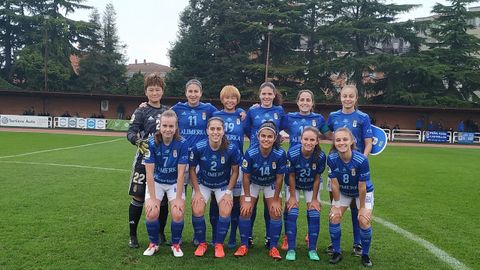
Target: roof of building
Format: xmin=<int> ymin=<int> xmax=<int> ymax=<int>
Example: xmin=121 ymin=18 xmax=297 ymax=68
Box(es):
xmin=126 ymin=60 xmax=171 ymax=76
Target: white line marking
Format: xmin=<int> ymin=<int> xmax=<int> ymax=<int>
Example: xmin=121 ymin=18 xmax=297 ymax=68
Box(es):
xmin=0 ymin=160 xmax=129 ymax=172
xmin=321 ymin=201 xmax=470 ymax=270
xmin=0 ymin=138 xmax=122 ymax=159
xmin=374 ymin=216 xmax=470 ymax=270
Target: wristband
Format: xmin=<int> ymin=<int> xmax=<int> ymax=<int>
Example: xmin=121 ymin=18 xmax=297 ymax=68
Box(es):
xmin=244 ymin=196 xmax=251 ymax=202
xmin=332 ymin=200 xmax=340 ymax=208
xmin=225 ymin=189 xmax=232 ymax=195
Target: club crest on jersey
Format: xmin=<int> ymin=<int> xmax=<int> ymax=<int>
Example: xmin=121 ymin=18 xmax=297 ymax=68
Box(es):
xmin=351 ymin=168 xmax=356 ymax=176
xmin=312 ymin=120 xmax=316 ymax=126
xmin=173 ymin=150 xmax=177 ymax=158
xmin=202 ymin=112 xmax=207 ymax=120
xmin=312 ymin=163 xmax=317 ymax=170
xmin=353 ymin=120 xmax=357 ymax=128
xmin=242 ymin=159 xmax=248 ymax=168
xmin=237 ymin=118 xmax=241 ymax=125
xmin=272 ymin=162 xmax=276 ymax=169
xmin=273 ymin=113 xmax=278 ymax=120
xmin=221 ymin=156 xmax=225 ymax=164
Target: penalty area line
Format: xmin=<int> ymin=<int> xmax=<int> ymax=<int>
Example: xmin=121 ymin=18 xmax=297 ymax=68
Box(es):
xmin=0 ymin=138 xmax=122 ymax=159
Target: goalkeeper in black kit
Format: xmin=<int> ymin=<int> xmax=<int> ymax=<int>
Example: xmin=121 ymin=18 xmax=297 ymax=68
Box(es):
xmin=126 ymin=73 xmax=169 ymax=248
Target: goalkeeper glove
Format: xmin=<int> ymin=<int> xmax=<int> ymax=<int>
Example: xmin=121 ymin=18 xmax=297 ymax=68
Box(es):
xmin=135 ymin=139 xmax=149 ymax=155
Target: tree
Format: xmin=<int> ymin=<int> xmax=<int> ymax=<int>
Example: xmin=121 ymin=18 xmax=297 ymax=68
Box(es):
xmin=10 ymin=0 xmax=92 ymax=91
xmin=322 ymin=0 xmax=420 ymax=102
xmin=127 ymin=71 xmax=144 ymax=95
xmin=75 ymin=3 xmax=127 ymax=93
xmin=426 ymin=0 xmax=480 ymax=104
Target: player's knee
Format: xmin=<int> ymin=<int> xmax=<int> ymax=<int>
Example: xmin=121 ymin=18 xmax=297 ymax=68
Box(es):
xmin=171 ymin=209 xmax=183 ymax=222
xmin=269 ymin=209 xmax=281 ymax=219
xmin=192 ymin=205 xmax=205 ymax=217
xmin=219 ymin=203 xmax=232 ymax=217
xmin=329 ymin=212 xmax=342 ymax=224
xmin=358 ymin=214 xmax=371 ymax=228
xmin=132 ymin=196 xmax=144 ymax=205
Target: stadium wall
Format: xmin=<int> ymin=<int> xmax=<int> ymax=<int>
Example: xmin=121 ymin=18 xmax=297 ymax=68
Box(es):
xmin=0 ymin=89 xmax=478 ymax=130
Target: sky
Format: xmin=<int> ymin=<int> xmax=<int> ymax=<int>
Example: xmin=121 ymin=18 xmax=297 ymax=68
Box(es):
xmin=69 ymin=0 xmax=475 ymax=66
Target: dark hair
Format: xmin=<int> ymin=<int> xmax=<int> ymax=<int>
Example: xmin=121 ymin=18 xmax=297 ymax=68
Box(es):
xmin=144 ymin=73 xmax=165 ymax=92
xmin=207 ymin=117 xmax=229 ymax=152
xmin=296 ymin=89 xmax=315 ymax=112
xmin=329 ymin=127 xmax=357 ymax=154
xmin=154 ymin=110 xmax=181 ymax=145
xmin=257 ymin=120 xmax=281 ymax=149
xmin=301 ymin=126 xmax=322 ymax=159
xmin=259 ymin=82 xmax=283 ymax=106
xmin=185 ymin=79 xmax=203 ymax=92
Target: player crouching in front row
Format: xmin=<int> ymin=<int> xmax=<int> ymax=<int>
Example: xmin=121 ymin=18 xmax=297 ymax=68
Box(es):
xmin=143 ymin=110 xmax=188 ymax=257
xmin=327 ymin=127 xmax=374 ymax=267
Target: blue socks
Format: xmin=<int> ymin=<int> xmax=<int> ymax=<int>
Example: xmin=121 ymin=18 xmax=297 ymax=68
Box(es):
xmin=192 ymin=215 xmax=206 ymax=243
xmin=239 ymin=217 xmax=251 ymax=246
xmin=329 ymin=223 xmax=341 ymax=253
xmin=360 ymin=227 xmax=372 ymax=255
xmin=269 ymin=218 xmax=282 ymax=248
xmin=146 ymin=219 xmax=160 ymax=245
xmin=307 ymin=209 xmax=320 ymax=251
xmin=171 ymin=220 xmax=184 ymax=245
xmin=286 ymin=208 xmax=298 ymax=250
xmin=351 ymin=207 xmax=361 ymax=245
xmin=216 ymin=216 xmax=231 ymax=244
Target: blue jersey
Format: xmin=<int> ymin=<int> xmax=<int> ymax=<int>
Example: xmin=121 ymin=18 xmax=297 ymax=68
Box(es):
xmin=287 ymin=144 xmax=326 ymax=190
xmin=143 ymin=137 xmax=189 ymax=185
xmin=242 ymin=146 xmax=288 ymax=186
xmin=327 ymin=150 xmax=374 ymax=197
xmin=286 ymin=112 xmax=328 ymax=148
xmin=212 ymin=109 xmax=246 ymax=154
xmin=245 ymin=105 xmax=287 ymax=146
xmin=327 ymin=109 xmax=373 ymax=153
xmin=172 ymin=102 xmax=217 ymax=149
xmin=189 ymin=140 xmax=242 ymax=189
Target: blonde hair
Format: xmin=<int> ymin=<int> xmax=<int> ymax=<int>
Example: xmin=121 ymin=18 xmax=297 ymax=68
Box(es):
xmin=220 ymin=85 xmax=241 ymax=101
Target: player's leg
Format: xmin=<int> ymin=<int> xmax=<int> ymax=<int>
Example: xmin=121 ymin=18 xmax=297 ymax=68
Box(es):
xmin=158 ymin=194 xmax=169 ymax=245
xmin=325 ymin=177 xmax=334 ymax=254
xmin=350 ymin=199 xmax=362 ymax=256
xmin=228 ymin=171 xmax=243 ymax=248
xmin=192 ymin=184 xmax=210 ymax=257
xmin=234 ymin=184 xmax=259 ymax=257
xmin=143 ymin=183 xmax=163 ymax=256
xmin=357 ymin=193 xmax=374 ymax=267
xmin=329 ymin=194 xmax=349 ymax=264
xmin=305 ymin=190 xmax=320 ymax=261
xmin=264 ymin=185 xmax=282 ymax=261
xmin=209 ymin=193 xmax=219 ymax=246
xmin=127 ymin=162 xmax=146 ymax=248
xmin=168 ymin=184 xmax=185 ymax=257
xmin=214 ymin=188 xmax=233 ymax=258
xmin=285 ymin=189 xmax=299 ymax=261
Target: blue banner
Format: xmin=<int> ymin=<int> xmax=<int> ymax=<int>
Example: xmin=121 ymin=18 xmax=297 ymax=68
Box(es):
xmin=457 ymin=132 xmax=474 ymax=144
xmin=424 ymin=131 xmax=449 ymax=143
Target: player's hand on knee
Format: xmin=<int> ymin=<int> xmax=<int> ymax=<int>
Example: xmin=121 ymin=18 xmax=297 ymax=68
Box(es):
xmin=286 ymin=197 xmax=298 ymax=211
xmin=146 ymin=198 xmax=160 ymax=220
xmin=308 ymin=199 xmax=321 ymax=211
xmin=221 ymin=193 xmax=233 ymax=208
xmin=172 ymin=198 xmax=185 ymax=214
xmin=358 ymin=207 xmax=372 ymax=227
xmin=329 ymin=206 xmax=342 ymax=223
xmin=191 ymin=192 xmax=204 ymax=208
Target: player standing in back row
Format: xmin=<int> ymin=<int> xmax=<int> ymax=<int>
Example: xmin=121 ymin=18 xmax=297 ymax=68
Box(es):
xmin=126 ymin=74 xmax=169 ymax=248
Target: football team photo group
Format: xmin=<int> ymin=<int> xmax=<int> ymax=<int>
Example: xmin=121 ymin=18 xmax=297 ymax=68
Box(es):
xmin=126 ymin=73 xmax=378 ymax=267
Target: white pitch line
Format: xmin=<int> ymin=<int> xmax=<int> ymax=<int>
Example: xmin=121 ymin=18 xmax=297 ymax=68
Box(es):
xmin=0 ymin=160 xmax=129 ymax=172
xmin=320 ymin=200 xmax=470 ymax=270
xmin=0 ymin=138 xmax=122 ymax=159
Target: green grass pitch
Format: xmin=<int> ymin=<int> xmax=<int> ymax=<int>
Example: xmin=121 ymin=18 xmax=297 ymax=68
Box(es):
xmin=0 ymin=131 xmax=478 ymax=269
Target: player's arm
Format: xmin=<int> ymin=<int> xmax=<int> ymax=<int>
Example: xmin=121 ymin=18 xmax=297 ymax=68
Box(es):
xmin=176 ymin=164 xmax=186 ymax=200
xmin=358 ymin=181 xmax=366 ymax=209
xmin=228 ymin=165 xmax=239 ymax=192
xmin=286 ymin=172 xmax=297 ymax=211
xmin=363 ymin=138 xmax=373 ymax=156
xmin=310 ymin=174 xmax=321 ymax=211
xmin=127 ymin=109 xmax=143 ymax=145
